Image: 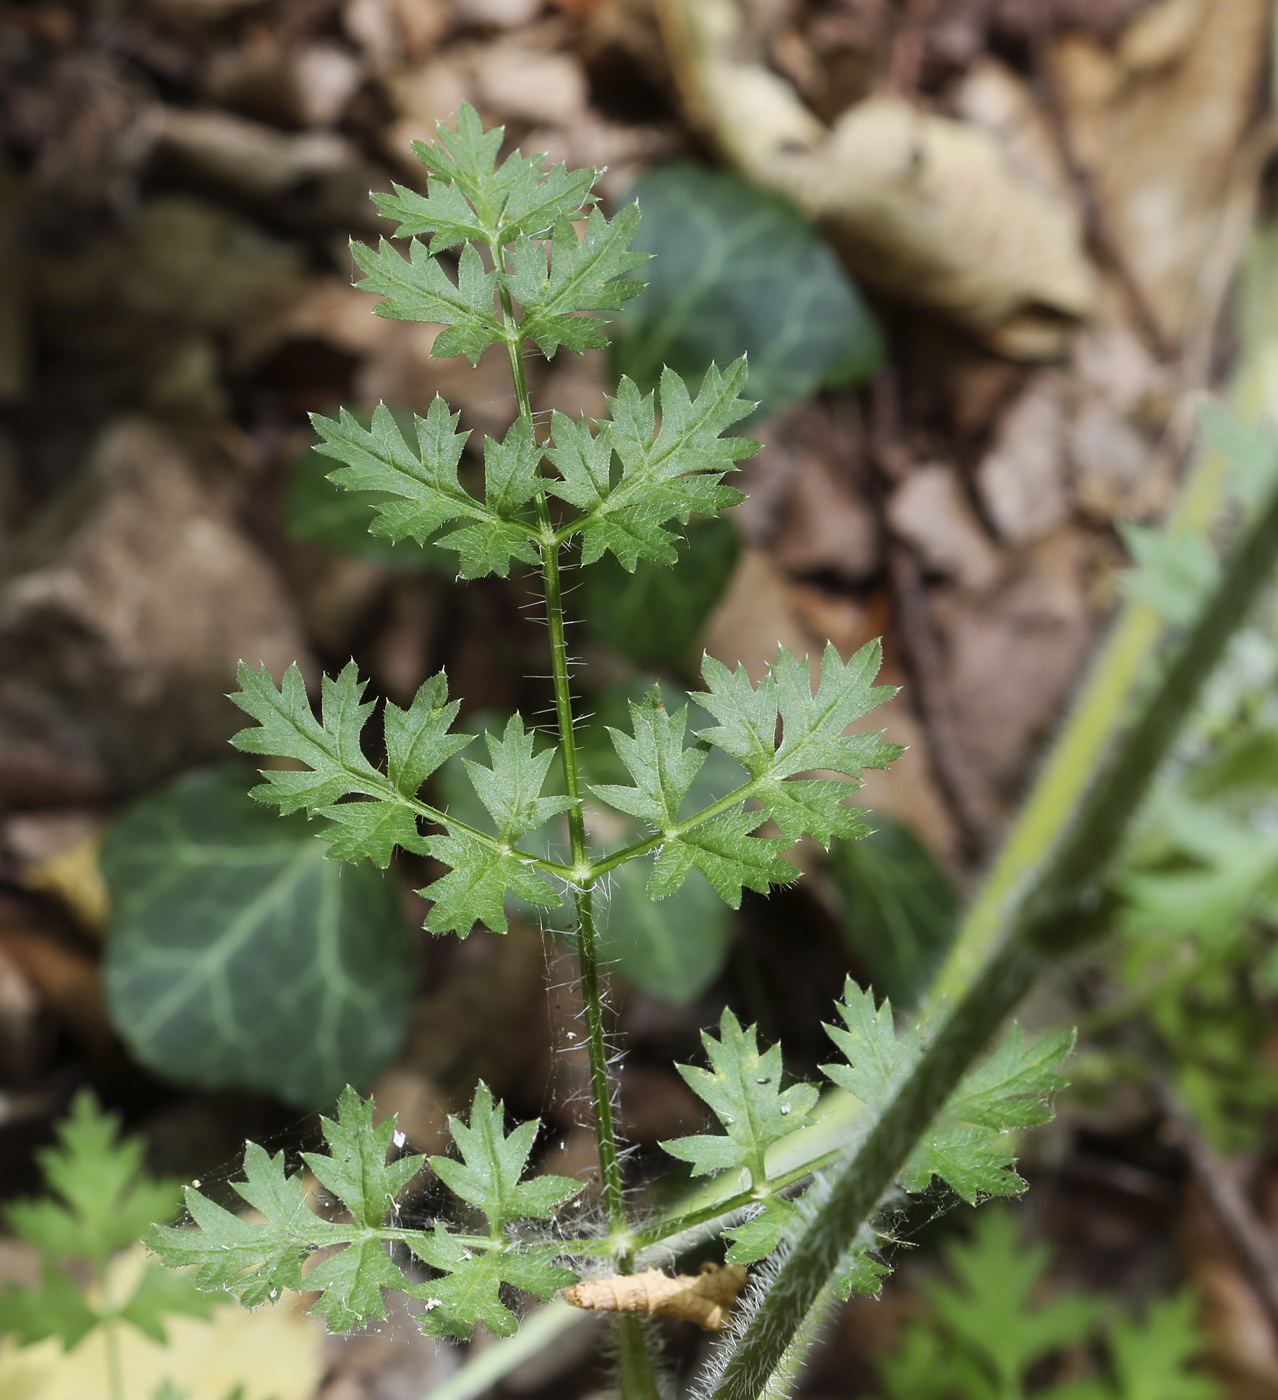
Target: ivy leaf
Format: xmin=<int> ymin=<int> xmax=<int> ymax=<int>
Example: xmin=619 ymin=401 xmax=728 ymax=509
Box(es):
xmin=429 ymin=1083 xmax=579 ymax=1235
xmin=505 ymin=205 xmax=649 ymax=358
xmin=648 ymin=810 xmax=793 ymax=907
xmin=612 ymin=162 xmax=883 ymax=421
xmin=662 ymin=1010 xmax=818 ymax=1186
xmin=462 ymin=715 xmax=576 ymax=842
xmin=409 ymin=1230 xmax=576 ymax=1340
xmin=590 ymin=689 xmax=706 ymax=827
xmin=419 ymin=832 xmax=563 ymax=937
xmin=302 ymin=1087 xmax=425 ymax=1229
xmin=351 ymin=238 xmax=504 ymax=365
xmin=549 ymin=364 xmax=758 ymax=569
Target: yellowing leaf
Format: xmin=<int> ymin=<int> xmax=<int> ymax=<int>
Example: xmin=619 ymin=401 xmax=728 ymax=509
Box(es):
xmin=0 ymin=1248 xmax=322 ymax=1400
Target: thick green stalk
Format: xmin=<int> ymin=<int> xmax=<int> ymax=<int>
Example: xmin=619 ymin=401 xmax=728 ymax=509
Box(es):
xmin=709 ymin=458 xmax=1278 ymax=1400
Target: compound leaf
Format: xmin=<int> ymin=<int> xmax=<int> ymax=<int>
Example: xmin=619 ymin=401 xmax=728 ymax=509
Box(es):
xmin=429 ymin=1083 xmax=579 ymax=1235
xmin=149 ymin=1143 xmax=341 ymax=1309
xmin=379 ymin=103 xmax=596 ymax=250
xmin=662 ymin=1010 xmax=817 ymax=1186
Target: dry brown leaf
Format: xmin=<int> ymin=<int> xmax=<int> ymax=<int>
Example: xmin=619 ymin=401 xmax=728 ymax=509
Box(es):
xmin=0 ymin=1247 xmax=322 ymax=1400
xmin=563 ymin=1264 xmax=749 ymax=1331
xmin=1053 ymin=0 xmax=1269 ymax=342
xmin=656 ymin=0 xmax=1096 ymax=358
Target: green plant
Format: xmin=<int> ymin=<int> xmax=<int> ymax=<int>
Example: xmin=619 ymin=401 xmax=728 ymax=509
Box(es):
xmin=874 ymin=1209 xmax=1217 ymax=1400
xmin=145 ymin=106 xmax=1278 ymax=1400
xmin=0 ymin=1092 xmax=222 ymax=1400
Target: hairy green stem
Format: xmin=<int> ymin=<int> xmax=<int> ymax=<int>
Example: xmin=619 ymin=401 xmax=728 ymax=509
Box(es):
xmin=499 ymin=293 xmax=653 ymax=1393
xmin=618 ymin=1314 xmax=664 ymax=1400
xmin=710 ymin=458 xmax=1278 ymax=1400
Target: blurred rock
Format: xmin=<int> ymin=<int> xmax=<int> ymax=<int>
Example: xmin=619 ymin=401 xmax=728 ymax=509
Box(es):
xmin=976 ymin=376 xmax=1072 ymax=547
xmin=455 ymin=0 xmax=544 ymax=27
xmin=473 ymin=41 xmax=589 ymax=125
xmin=207 ymin=40 xmax=364 ymax=128
xmin=888 ymin=462 xmax=1003 ymax=593
xmin=372 ymin=1067 xmax=450 ymax=1154
xmin=0 ymin=419 xmax=311 ymax=793
xmin=146 ymin=107 xmax=356 ymax=196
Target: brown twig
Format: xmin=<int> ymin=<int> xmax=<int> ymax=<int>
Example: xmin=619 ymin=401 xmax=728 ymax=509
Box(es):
xmin=863 ymin=371 xmax=1004 ymax=862
xmin=1157 ymin=1080 xmax=1278 ymax=1338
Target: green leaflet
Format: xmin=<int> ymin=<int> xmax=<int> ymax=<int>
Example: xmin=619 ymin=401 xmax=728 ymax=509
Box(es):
xmin=548 ymin=363 xmax=758 ymax=569
xmin=150 ymin=1090 xmax=423 ymax=1332
xmin=309 ymin=399 xmax=539 ymax=578
xmin=287 ymin=408 xmax=456 ymax=572
xmin=505 ymin=205 xmax=649 ymax=357
xmin=589 ymin=642 xmax=900 ymax=904
xmin=0 ymin=1093 xmax=215 ymax=1350
xmin=429 ymin=1083 xmax=580 ymax=1236
xmin=822 ymin=983 xmax=1073 ymax=1204
xmin=374 ymin=104 xmax=597 ymax=251
xmin=408 ymin=1230 xmax=576 ymax=1340
xmin=590 ymin=688 xmax=708 ymax=828
xmin=228 ymin=662 xmax=568 ymax=936
xmin=102 ymin=767 xmax=415 ymax=1108
xmin=662 ymin=1009 xmax=818 ymax=1186
xmin=352 ymin=237 xmax=504 ymax=365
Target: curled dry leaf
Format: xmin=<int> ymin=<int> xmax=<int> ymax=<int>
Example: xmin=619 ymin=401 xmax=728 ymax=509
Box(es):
xmin=655 ymin=0 xmax=1096 ymax=358
xmin=562 ymin=1264 xmax=749 ymax=1331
